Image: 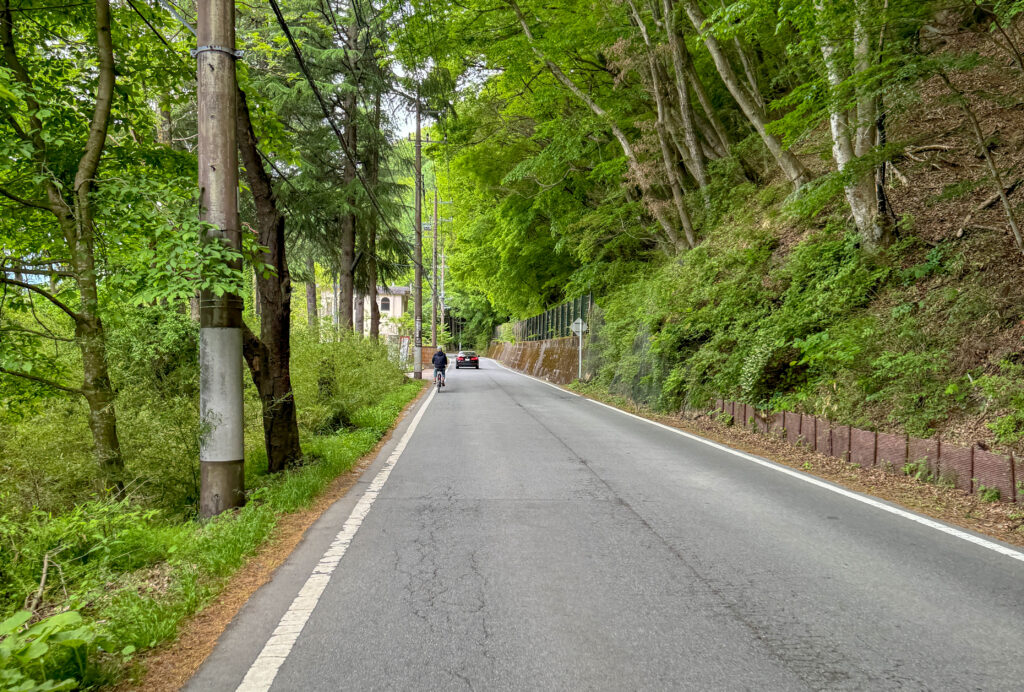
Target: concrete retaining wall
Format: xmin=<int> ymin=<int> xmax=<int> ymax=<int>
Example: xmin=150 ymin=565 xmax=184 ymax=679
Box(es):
xmin=488 ymin=337 xmax=582 ymax=385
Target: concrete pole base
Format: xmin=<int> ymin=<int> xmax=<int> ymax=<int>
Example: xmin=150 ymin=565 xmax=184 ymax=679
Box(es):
xmin=200 ymin=459 xmax=245 ymax=518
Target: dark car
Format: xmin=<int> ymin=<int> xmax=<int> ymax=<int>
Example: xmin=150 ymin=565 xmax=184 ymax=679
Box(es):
xmin=455 ymin=351 xmax=480 ymax=369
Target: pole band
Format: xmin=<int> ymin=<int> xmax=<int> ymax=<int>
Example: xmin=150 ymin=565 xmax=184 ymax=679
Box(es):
xmin=191 ymin=45 xmax=244 ymax=59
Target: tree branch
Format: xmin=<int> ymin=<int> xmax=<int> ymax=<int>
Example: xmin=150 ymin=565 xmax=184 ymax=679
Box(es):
xmin=0 ymin=0 xmax=46 ymax=153
xmin=0 ymin=326 xmax=74 ymax=342
xmin=0 ymin=366 xmax=83 ymax=395
xmin=73 ymin=0 xmax=114 ymax=194
xmin=0 ymin=276 xmax=79 ymax=320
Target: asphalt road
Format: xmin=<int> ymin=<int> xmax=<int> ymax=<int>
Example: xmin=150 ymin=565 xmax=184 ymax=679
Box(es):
xmin=189 ymin=359 xmax=1024 ymax=691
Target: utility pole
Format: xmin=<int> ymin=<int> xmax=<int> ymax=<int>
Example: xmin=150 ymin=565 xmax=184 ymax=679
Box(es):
xmin=197 ymin=0 xmax=244 ymax=518
xmin=437 ymin=200 xmax=452 ymax=349
xmin=410 ymin=106 xmax=443 ymax=374
xmin=439 ymin=225 xmax=445 ymax=343
xmin=431 ymin=188 xmax=438 ymax=347
xmin=413 ymin=97 xmax=423 ymax=378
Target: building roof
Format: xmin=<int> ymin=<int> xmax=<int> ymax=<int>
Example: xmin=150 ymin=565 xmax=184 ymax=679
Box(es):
xmin=379 ymin=285 xmax=411 ymax=296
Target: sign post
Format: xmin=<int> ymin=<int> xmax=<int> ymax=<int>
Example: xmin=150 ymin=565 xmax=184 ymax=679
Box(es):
xmin=571 ymin=318 xmax=588 ymax=381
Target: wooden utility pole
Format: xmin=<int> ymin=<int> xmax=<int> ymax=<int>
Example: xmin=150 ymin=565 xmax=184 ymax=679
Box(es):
xmin=197 ymin=0 xmax=244 ymax=517
xmin=431 ymin=188 xmax=438 ymax=347
xmin=410 ymin=102 xmax=444 ymax=372
xmin=437 ymin=197 xmax=452 ymax=347
xmin=413 ymin=97 xmax=423 ymax=378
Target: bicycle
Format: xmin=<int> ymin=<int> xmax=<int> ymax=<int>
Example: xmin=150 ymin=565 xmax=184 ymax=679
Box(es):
xmin=434 ymin=368 xmax=445 ymax=393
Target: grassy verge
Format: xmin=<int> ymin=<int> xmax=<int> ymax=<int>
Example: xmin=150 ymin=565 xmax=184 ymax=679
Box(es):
xmin=1 ymin=361 xmax=424 ymax=690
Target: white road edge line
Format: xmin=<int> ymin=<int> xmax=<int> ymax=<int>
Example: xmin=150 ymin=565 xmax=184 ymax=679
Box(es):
xmin=236 ymin=386 xmax=437 ymax=692
xmin=497 ymin=361 xmax=1024 ymax=564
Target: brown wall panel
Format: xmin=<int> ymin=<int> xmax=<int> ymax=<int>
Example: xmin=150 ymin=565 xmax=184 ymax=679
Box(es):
xmin=940 ymin=443 xmax=973 ymax=491
xmin=753 ymin=410 xmax=772 ymax=435
xmin=877 ymin=432 xmax=906 ymax=472
xmin=832 ymin=425 xmax=851 ymax=462
xmin=785 ymin=412 xmax=802 ymax=446
xmin=974 ymin=448 xmax=1014 ymax=501
xmin=908 ymin=437 xmax=939 ymax=477
xmin=815 ymin=418 xmax=833 ymax=457
xmin=801 ymin=414 xmax=816 ymax=448
xmin=849 ymin=428 xmax=876 ymax=467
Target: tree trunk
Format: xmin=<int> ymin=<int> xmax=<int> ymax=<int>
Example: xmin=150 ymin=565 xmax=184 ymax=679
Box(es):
xmin=629 ymin=0 xmax=696 ymax=247
xmin=305 ymin=256 xmax=318 ymax=333
xmin=10 ymin=0 xmax=128 ymax=493
xmin=661 ymin=0 xmax=708 ymax=190
xmin=338 ymin=16 xmax=359 ymax=332
xmin=682 ymin=57 xmax=730 ymax=154
xmin=340 ymin=218 xmax=355 ymax=331
xmin=157 ymin=93 xmax=172 ymax=146
xmin=693 ymin=108 xmax=729 ymax=159
xmin=818 ymin=15 xmax=885 ymax=245
xmin=332 ymin=273 xmax=340 ymax=328
xmin=253 ymin=268 xmax=261 ymax=318
xmin=505 ymin=0 xmax=684 ymax=250
xmin=682 ymin=0 xmax=810 ymax=188
xmin=237 ymin=87 xmax=302 ymax=472
xmin=368 ymin=91 xmax=381 ymax=344
xmin=732 ymin=36 xmax=764 ymax=112
xmin=354 ymin=289 xmax=365 ymax=335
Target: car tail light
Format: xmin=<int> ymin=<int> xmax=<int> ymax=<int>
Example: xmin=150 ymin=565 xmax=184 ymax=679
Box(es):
xmin=471 ymin=357 xmax=478 ymax=360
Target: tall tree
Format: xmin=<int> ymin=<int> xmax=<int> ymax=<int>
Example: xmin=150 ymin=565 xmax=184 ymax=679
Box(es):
xmin=0 ymin=0 xmax=124 ymax=491
xmin=236 ymin=87 xmax=303 ymax=471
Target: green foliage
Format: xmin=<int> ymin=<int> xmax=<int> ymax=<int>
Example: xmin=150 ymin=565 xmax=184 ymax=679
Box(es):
xmin=0 ymin=318 xmax=422 ymax=687
xmin=973 ymin=362 xmax=1024 ymax=445
xmin=290 ymin=331 xmax=408 ymax=436
xmin=587 ymin=213 xmax=897 ymax=418
xmin=0 ymin=610 xmax=114 ymax=691
xmin=579 ymin=182 xmax=1006 ymax=441
xmin=977 ymin=484 xmax=1002 ymax=503
xmin=903 ymin=460 xmax=934 ymax=483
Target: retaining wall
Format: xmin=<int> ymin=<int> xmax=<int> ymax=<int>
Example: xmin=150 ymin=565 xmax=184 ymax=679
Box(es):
xmin=714 ymin=400 xmax=1020 ymax=503
xmin=488 ymin=338 xmax=582 ymax=385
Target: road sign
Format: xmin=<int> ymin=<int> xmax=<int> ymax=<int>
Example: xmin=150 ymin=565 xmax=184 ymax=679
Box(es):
xmin=571 ymin=318 xmax=588 ymax=336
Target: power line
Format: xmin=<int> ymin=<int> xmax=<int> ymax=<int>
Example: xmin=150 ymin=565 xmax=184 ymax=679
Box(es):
xmin=268 ymin=0 xmax=430 ymax=279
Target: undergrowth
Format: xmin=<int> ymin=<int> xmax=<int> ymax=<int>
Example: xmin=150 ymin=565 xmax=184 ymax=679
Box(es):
xmin=585 ymin=181 xmax=1024 ymax=446
xmin=0 ymin=320 xmax=423 ymax=689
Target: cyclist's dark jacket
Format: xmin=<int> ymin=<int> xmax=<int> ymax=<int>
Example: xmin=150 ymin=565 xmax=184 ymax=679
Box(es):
xmin=432 ymin=351 xmax=448 ymax=368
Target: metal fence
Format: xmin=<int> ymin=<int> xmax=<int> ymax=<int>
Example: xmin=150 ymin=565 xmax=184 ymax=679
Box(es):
xmin=501 ymin=294 xmax=593 ymax=342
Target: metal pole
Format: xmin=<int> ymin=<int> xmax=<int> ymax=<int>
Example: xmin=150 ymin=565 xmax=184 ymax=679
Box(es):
xmin=197 ymin=0 xmax=244 ymax=518
xmin=431 ymin=188 xmax=438 ymax=348
xmin=578 ymin=331 xmax=583 ymax=380
xmin=413 ymin=96 xmax=423 ymax=379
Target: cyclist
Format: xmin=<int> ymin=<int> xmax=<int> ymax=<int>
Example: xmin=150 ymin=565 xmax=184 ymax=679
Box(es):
xmin=432 ymin=348 xmax=448 ymax=387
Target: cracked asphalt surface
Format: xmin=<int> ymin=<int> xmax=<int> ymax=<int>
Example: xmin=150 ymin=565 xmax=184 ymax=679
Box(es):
xmin=189 ymin=359 xmax=1024 ymax=691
